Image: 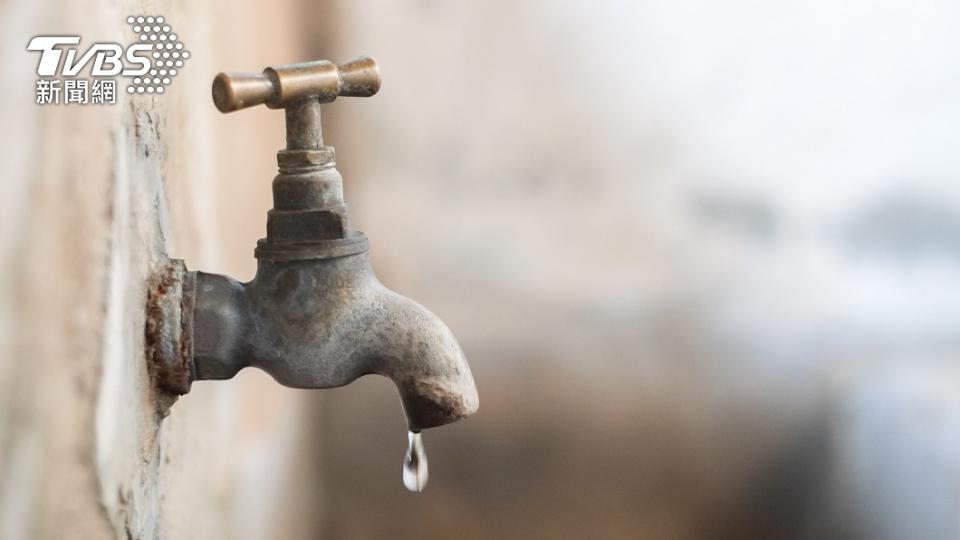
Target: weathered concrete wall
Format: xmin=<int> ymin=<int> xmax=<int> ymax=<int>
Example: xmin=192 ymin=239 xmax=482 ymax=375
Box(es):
xmin=0 ymin=1 xmax=323 ymax=538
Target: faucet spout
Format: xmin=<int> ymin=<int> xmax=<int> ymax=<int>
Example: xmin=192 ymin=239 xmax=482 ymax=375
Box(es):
xmin=185 ymin=251 xmax=478 ymax=431
xmin=356 ymin=285 xmax=479 ymax=431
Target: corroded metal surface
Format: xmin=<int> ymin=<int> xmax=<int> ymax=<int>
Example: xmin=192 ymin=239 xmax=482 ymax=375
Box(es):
xmin=145 ymin=259 xmax=195 ymax=396
xmin=191 ymin=253 xmax=478 ymax=431
xmin=146 ymin=57 xmax=478 ymax=431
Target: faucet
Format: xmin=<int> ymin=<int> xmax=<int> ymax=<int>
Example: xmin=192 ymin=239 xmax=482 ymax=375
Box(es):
xmin=145 ymin=57 xmax=479 ymax=437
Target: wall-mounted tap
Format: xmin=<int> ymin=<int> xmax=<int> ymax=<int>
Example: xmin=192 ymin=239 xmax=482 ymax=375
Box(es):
xmin=145 ymin=57 xmax=478 ymax=491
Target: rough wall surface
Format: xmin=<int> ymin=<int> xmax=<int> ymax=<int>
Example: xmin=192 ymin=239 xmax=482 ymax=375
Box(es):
xmin=0 ymin=1 xmax=323 ymax=538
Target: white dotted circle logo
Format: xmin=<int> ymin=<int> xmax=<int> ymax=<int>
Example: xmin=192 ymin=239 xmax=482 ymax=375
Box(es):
xmin=124 ymin=15 xmax=189 ymax=95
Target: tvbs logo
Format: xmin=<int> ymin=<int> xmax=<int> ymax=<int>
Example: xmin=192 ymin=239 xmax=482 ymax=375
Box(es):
xmin=28 ymin=36 xmax=153 ymax=77
xmin=28 ymin=16 xmax=190 ymax=105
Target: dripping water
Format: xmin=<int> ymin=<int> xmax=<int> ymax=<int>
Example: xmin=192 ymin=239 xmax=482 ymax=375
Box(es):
xmin=403 ymin=430 xmax=428 ymax=492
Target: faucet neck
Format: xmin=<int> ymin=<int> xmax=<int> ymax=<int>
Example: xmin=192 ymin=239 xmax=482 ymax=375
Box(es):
xmin=284 ymin=99 xmax=323 ymax=150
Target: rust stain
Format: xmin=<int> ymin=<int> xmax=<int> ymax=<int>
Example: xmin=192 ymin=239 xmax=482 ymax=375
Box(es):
xmin=144 ymin=260 xmax=192 ymax=415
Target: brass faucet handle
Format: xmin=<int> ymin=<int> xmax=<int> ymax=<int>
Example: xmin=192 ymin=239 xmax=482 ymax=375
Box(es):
xmin=212 ymin=56 xmax=380 ymax=113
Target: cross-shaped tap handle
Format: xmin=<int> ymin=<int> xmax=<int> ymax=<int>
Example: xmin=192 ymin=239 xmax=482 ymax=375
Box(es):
xmin=212 ymin=56 xmax=380 ymax=150
xmin=212 ymin=56 xmax=380 ymax=113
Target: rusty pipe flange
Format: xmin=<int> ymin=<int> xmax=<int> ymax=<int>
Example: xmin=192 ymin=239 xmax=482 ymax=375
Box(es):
xmin=145 ymin=259 xmax=196 ymax=395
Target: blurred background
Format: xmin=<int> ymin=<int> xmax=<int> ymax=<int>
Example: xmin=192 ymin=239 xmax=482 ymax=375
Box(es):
xmin=2 ymin=1 xmax=960 ymax=539
xmin=312 ymin=1 xmax=960 ymax=538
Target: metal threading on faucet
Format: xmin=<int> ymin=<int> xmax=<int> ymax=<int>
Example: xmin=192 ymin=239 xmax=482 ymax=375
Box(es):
xmin=145 ymin=59 xmax=478 ymax=486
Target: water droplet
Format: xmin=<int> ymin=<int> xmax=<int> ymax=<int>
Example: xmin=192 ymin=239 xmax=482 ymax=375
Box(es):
xmin=402 ymin=430 xmax=428 ymax=492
